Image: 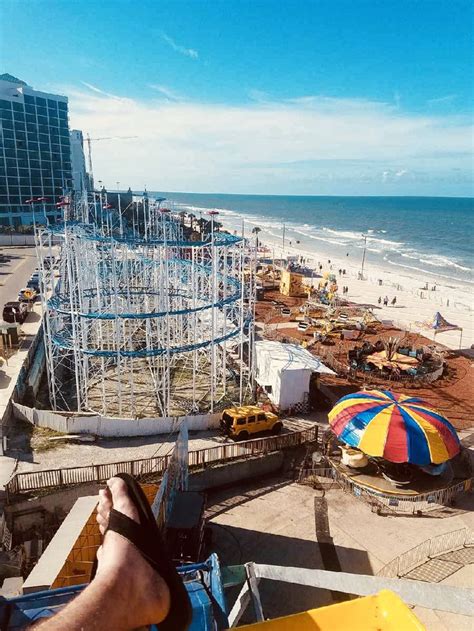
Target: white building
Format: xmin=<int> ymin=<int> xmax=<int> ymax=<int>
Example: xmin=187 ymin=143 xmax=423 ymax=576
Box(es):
xmin=70 ymin=129 xmax=88 ymax=192
xmin=255 ymin=340 xmax=334 ymax=411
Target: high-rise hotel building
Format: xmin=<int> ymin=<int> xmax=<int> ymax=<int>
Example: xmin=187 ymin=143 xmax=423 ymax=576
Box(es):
xmin=0 ymin=73 xmax=73 ymax=226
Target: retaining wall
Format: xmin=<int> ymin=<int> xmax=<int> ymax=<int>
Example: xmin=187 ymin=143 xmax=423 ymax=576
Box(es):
xmin=189 ymin=451 xmax=284 ymax=491
xmin=13 ymin=402 xmax=221 ymax=437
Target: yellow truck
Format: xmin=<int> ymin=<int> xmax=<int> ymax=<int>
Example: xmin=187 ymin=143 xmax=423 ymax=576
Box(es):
xmin=220 ymin=405 xmax=282 ymax=441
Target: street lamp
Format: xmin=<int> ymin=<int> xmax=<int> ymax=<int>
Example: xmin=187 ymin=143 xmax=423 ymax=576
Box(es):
xmin=360 ymin=233 xmax=367 ymax=280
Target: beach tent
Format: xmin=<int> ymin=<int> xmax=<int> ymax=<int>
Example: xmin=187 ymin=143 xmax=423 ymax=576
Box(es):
xmin=255 ymin=340 xmax=335 ymax=410
xmin=422 ymin=311 xmax=463 ymax=348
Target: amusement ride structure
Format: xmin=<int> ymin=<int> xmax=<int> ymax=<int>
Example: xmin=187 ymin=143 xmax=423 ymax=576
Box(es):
xmin=35 ymin=192 xmax=256 ymax=418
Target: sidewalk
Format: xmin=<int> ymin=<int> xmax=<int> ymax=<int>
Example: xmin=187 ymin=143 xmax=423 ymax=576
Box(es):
xmin=0 ymin=302 xmax=43 ymax=433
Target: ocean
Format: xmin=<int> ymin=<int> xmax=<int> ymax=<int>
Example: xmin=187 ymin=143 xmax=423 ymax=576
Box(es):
xmin=149 ymin=193 xmax=473 ymax=287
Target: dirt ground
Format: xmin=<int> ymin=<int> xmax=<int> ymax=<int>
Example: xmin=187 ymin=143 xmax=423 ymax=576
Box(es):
xmin=256 ymin=290 xmax=474 ymax=431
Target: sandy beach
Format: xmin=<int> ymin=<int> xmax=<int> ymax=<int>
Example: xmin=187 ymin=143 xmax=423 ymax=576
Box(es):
xmin=218 ymin=215 xmax=473 ymax=350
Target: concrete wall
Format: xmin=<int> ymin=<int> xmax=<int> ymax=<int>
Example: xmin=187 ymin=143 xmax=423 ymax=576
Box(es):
xmin=0 ymin=235 xmax=36 ymax=246
xmin=22 ymin=495 xmax=98 ymax=594
xmin=0 ymin=234 xmax=61 ymax=246
xmin=13 ymin=402 xmax=221 ymax=437
xmin=5 ymin=482 xmax=101 ymax=537
xmin=189 ymin=451 xmax=284 ymax=492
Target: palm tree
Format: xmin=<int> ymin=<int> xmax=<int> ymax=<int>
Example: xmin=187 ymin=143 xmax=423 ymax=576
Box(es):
xmin=252 ymin=226 xmax=262 ymax=248
xmin=178 ymin=211 xmax=187 ymax=227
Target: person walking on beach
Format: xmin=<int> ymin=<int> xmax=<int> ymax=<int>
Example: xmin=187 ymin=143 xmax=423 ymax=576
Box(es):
xmin=383 ymin=296 xmax=389 ymax=307
xmin=378 ymin=296 xmax=382 ymax=305
xmin=391 ymin=296 xmax=397 ymax=306
xmin=338 ymin=268 xmax=342 ymax=276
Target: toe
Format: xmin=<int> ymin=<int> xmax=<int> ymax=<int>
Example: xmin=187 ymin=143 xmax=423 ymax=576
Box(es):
xmin=97 ymin=488 xmax=113 ymax=520
xmin=107 ymin=477 xmax=140 ymax=523
xmin=96 ymin=512 xmax=108 ymax=535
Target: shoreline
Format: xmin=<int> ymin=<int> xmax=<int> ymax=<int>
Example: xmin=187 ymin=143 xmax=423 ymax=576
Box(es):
xmin=213 ymin=214 xmax=473 ymax=351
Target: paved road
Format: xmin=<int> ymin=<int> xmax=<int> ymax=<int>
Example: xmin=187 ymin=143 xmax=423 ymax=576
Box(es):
xmin=0 ymin=246 xmax=39 ymax=306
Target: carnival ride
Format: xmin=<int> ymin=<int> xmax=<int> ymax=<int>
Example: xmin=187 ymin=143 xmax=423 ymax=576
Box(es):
xmin=36 ymin=193 xmax=256 ymax=418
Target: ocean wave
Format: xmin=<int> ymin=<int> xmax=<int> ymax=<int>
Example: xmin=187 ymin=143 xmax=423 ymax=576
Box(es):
xmin=290 ymin=228 xmax=345 ymax=247
xmin=418 ymin=256 xmax=471 ymax=272
xmin=322 ymin=227 xmax=363 ymax=241
xmin=384 ymin=257 xmax=474 ymax=285
xmin=400 ymin=250 xmax=471 ymax=273
xmin=322 ymin=227 xmax=404 ymax=248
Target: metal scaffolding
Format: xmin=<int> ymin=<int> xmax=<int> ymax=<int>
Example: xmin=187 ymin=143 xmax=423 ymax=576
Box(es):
xmin=36 ymin=193 xmax=256 ymax=418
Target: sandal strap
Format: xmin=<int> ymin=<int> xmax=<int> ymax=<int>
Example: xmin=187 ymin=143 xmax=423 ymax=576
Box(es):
xmin=106 ymin=509 xmax=159 ymax=572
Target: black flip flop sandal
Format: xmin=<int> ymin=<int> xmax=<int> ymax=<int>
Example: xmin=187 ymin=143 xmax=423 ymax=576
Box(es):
xmin=95 ymin=472 xmax=192 ymax=631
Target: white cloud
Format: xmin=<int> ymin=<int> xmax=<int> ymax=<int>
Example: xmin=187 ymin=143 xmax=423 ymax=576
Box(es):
xmin=80 ymin=81 xmax=128 ymax=102
xmin=161 ymin=33 xmax=198 ymax=59
xmin=427 ymin=94 xmax=458 ymax=105
xmin=149 ymin=84 xmax=184 ymax=101
xmin=63 ymin=85 xmax=473 ymax=195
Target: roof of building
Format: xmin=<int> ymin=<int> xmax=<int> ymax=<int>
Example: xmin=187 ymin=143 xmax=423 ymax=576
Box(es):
xmin=167 ymin=491 xmax=205 ymax=530
xmin=0 ymin=73 xmax=28 ymax=86
xmin=255 ymin=340 xmax=335 ymax=374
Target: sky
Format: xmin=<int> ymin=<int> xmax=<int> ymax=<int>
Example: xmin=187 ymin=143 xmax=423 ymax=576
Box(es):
xmin=1 ymin=0 xmax=473 ymax=196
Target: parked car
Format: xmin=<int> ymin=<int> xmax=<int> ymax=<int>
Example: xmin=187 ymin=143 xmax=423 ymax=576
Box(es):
xmin=220 ymin=405 xmax=281 ymax=441
xmin=43 ymin=256 xmax=56 ymax=269
xmin=2 ymin=301 xmax=28 ymax=324
xmin=26 ymin=277 xmax=40 ymax=292
xmin=18 ymin=288 xmax=37 ymax=302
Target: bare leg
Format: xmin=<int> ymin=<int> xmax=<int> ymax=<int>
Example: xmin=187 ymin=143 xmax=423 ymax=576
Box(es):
xmin=36 ymin=477 xmax=171 ymax=630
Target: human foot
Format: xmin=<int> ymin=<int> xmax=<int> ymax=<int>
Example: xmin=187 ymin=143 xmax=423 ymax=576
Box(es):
xmin=95 ymin=477 xmax=171 ymax=629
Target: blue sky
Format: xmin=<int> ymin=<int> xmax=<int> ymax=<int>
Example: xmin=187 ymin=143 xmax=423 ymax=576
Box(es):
xmin=2 ymin=0 xmax=473 ymax=196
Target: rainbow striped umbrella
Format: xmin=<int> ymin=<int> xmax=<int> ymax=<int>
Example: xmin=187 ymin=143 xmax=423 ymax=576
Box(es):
xmin=328 ymin=390 xmax=460 ymax=465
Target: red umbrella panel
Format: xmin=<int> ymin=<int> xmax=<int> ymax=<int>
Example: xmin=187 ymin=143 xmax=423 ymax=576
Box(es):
xmin=328 ymin=390 xmax=460 ymax=465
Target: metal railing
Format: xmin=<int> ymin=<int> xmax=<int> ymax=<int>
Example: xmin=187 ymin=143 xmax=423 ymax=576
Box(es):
xmin=377 ymin=528 xmax=472 ymax=578
xmin=6 ymin=425 xmax=318 ymax=500
xmin=297 ymin=465 xmax=472 ymax=516
xmin=317 ymin=347 xmax=443 ymax=388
